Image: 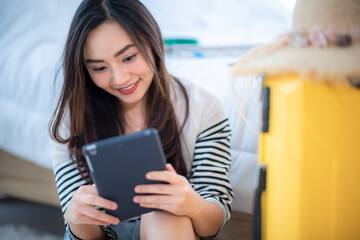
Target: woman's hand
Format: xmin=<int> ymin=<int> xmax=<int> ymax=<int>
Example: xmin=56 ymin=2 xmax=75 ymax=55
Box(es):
xmin=133 ymin=164 xmax=203 ymax=218
xmin=64 ymin=184 xmax=120 ymax=226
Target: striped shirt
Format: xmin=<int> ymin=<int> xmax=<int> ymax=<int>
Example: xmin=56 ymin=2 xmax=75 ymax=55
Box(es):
xmin=51 ymin=78 xmax=233 ymax=239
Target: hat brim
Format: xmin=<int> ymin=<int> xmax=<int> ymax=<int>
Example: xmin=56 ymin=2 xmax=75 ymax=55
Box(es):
xmin=231 ymin=43 xmax=360 ymax=82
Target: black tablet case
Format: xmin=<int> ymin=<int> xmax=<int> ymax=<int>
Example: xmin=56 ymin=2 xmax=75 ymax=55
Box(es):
xmin=82 ymin=128 xmax=167 ymax=221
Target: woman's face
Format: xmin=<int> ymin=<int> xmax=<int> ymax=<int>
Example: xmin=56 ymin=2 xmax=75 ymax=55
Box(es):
xmin=83 ymin=21 xmax=154 ymax=110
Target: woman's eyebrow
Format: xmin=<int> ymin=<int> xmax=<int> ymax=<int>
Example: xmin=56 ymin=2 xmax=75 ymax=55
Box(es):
xmin=85 ymin=44 xmax=135 ymax=63
xmin=113 ymin=44 xmax=135 ymax=57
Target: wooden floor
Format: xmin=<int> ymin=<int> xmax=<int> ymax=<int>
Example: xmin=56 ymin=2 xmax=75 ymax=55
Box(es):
xmin=218 ymin=211 xmax=253 ymax=240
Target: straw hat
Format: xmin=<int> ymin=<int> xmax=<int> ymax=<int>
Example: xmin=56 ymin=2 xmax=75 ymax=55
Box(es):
xmin=231 ymin=0 xmax=360 ymax=83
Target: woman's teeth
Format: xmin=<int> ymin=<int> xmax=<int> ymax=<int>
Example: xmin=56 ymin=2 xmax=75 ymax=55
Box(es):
xmin=121 ymin=82 xmax=136 ymax=90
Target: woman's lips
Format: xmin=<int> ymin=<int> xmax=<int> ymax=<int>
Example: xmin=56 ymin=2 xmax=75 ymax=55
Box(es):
xmin=117 ymin=80 xmax=140 ymax=95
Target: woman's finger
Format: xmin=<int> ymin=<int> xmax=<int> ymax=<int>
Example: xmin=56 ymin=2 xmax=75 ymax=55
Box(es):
xmin=133 ymin=194 xmax=172 ymax=204
xmin=85 ymin=206 xmax=120 ymax=225
xmin=166 ymin=163 xmax=176 ymax=173
xmin=145 ymin=170 xmax=180 ymax=184
xmin=79 ymin=193 xmax=118 ymax=211
xmin=76 ymin=214 xmax=115 ymax=226
xmin=134 ymin=183 xmax=173 ymax=194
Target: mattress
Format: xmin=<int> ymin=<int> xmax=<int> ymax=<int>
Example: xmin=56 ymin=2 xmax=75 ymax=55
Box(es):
xmin=0 ymin=0 xmax=82 ymax=169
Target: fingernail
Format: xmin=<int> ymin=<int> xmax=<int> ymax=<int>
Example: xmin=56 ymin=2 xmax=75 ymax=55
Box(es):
xmin=134 ymin=186 xmax=142 ymax=192
xmin=113 ymin=218 xmax=119 ymax=225
xmin=112 ymin=203 xmax=117 ymax=209
xmin=133 ymin=196 xmax=140 ymax=203
xmin=146 ymin=173 xmax=152 ymax=179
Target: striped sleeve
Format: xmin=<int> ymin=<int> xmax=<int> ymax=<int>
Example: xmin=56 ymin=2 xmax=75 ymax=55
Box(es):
xmin=189 ymin=118 xmax=233 ymax=230
xmin=53 ymin=159 xmax=89 ymax=216
xmin=53 ymin=159 xmax=88 ymax=240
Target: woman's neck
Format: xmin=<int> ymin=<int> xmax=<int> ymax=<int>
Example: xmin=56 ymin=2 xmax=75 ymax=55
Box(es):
xmin=123 ymin=102 xmax=147 ymax=134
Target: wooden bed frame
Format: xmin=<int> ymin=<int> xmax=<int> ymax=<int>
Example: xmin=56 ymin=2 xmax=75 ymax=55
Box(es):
xmin=0 ymin=148 xmax=252 ymax=239
xmin=0 ymin=149 xmax=59 ymax=206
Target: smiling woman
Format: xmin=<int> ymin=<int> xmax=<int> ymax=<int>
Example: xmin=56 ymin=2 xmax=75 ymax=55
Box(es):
xmin=49 ymin=0 xmax=233 ymax=240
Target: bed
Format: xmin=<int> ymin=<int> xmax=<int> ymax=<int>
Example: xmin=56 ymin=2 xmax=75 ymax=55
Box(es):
xmin=0 ymin=1 xmax=262 ymax=239
xmin=0 ymin=0 xmax=79 ymax=207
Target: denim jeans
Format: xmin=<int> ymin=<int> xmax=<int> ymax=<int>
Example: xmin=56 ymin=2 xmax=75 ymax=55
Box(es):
xmin=63 ymin=219 xmax=141 ymax=240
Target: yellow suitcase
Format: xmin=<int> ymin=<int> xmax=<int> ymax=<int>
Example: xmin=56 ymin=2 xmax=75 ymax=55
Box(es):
xmin=253 ymin=74 xmax=360 ymax=240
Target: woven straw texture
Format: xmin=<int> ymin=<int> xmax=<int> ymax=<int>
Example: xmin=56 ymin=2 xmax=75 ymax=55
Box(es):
xmin=232 ymin=0 xmax=360 ymax=82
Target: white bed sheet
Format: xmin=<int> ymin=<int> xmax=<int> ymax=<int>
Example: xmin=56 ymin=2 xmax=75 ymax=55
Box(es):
xmin=0 ymin=0 xmax=261 ymax=213
xmin=0 ymin=0 xmax=82 ymax=169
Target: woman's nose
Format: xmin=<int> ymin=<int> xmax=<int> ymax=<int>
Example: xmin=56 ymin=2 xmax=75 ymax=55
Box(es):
xmin=111 ymin=65 xmax=131 ymax=86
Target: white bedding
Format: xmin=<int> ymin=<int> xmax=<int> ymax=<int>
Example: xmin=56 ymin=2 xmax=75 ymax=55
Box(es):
xmin=0 ymin=0 xmax=82 ymax=169
xmin=0 ymin=0 xmax=262 ymax=213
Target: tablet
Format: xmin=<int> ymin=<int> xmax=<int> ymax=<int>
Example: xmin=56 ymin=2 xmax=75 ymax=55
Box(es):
xmin=82 ymin=128 xmax=167 ymax=221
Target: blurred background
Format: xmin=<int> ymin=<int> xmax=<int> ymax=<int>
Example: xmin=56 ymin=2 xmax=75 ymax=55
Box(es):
xmin=0 ymin=0 xmax=295 ymax=239
xmin=144 ymin=0 xmax=295 ymax=46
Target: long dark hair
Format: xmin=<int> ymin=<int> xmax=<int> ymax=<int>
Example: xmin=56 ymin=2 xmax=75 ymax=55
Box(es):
xmin=50 ymin=0 xmax=189 ymax=181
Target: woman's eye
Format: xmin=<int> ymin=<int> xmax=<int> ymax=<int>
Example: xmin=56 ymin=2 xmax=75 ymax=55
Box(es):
xmin=123 ymin=54 xmax=136 ymax=63
xmin=94 ymin=66 xmax=106 ymax=72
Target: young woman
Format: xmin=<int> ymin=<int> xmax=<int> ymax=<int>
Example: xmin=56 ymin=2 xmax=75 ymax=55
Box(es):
xmin=50 ymin=0 xmax=232 ymax=239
